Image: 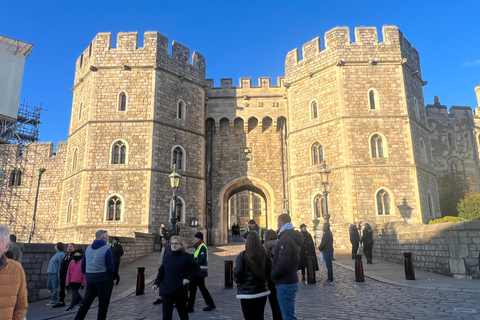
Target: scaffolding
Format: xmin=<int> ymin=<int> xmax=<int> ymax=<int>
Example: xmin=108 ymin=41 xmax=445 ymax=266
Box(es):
xmin=0 ymin=100 xmax=41 ymax=146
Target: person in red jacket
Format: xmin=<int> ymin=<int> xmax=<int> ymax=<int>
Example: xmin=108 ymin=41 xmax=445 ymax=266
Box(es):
xmin=65 ymin=249 xmax=86 ymax=312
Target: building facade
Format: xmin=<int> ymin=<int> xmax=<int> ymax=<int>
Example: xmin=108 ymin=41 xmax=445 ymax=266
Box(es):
xmin=1 ymin=26 xmax=479 ymax=244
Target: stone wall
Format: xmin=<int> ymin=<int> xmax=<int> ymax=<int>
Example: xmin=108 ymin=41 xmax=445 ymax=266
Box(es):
xmin=332 ymin=221 xmax=480 ymax=279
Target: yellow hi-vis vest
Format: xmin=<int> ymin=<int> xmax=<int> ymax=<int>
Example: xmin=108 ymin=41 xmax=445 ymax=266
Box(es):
xmin=194 ymin=242 xmax=208 ymax=270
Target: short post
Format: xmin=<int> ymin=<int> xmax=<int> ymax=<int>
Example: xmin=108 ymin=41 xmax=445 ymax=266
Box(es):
xmin=306 ymin=256 xmax=316 ymax=284
xmin=354 ymin=254 xmax=365 ymax=282
xmin=404 ymin=252 xmax=415 ymax=280
xmin=224 ymin=260 xmax=233 ymax=289
xmin=136 ymin=267 xmax=146 ymax=295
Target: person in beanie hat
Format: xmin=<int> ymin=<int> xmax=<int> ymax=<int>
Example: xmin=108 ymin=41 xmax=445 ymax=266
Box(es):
xmin=187 ymin=232 xmax=216 ymax=313
xmin=243 ymin=219 xmax=265 ymax=243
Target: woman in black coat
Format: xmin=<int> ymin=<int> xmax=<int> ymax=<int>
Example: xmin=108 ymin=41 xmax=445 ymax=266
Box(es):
xmin=153 ymin=236 xmax=199 ymax=320
xmin=298 ymin=224 xmax=319 ymax=281
xmin=361 ymin=223 xmax=374 ymax=264
xmin=234 ymin=232 xmax=271 ymax=320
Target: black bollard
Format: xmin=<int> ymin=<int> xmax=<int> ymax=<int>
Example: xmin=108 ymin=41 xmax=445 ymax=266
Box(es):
xmin=404 ymin=252 xmax=415 ymax=280
xmin=136 ymin=267 xmax=146 ymax=295
xmin=306 ymin=256 xmax=317 ymax=284
xmin=354 ymin=254 xmax=365 ymax=282
xmin=224 ymin=260 xmax=233 ymax=289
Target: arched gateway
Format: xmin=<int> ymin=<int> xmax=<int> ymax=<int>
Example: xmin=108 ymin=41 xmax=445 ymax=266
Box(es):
xmin=219 ymin=177 xmax=276 ymax=243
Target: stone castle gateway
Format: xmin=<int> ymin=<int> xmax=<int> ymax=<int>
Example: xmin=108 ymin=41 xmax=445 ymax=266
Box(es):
xmin=1 ymin=26 xmax=480 ymax=245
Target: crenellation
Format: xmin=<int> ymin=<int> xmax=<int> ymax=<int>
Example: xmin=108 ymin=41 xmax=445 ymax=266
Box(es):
xmin=117 ymin=32 xmax=139 ymax=50
xmin=192 ymin=51 xmax=206 ymax=69
xmin=354 ymin=27 xmax=378 ymax=46
xmin=172 ymin=41 xmax=190 ymax=64
xmin=324 ymin=27 xmax=350 ymax=49
xmin=301 ymin=37 xmax=321 ymax=60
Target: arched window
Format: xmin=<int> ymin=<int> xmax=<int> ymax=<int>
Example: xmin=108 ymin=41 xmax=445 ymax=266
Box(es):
xmin=78 ymin=103 xmax=83 ymax=120
xmin=106 ymin=195 xmax=122 ymax=221
xmin=234 ymin=118 xmax=244 ymax=135
xmin=72 ymin=148 xmax=78 ymax=171
xmin=420 ymin=139 xmax=427 ymax=163
xmin=368 ymin=89 xmax=379 ymax=110
xmin=240 ymin=196 xmax=249 ymax=216
xmin=9 ymin=170 xmax=21 ymax=186
xmin=464 ymin=133 xmax=469 ymax=148
xmin=447 ymin=133 xmax=455 ymax=148
xmin=262 ymin=117 xmax=272 ymax=132
xmin=450 ymin=161 xmax=457 ymax=178
xmin=66 ymin=199 xmax=73 ymax=223
xmin=111 ymin=140 xmax=127 ymax=164
xmin=172 ymin=146 xmax=186 ymax=170
xmin=427 ymin=192 xmax=434 ymax=217
xmin=118 ymin=92 xmax=127 ymax=111
xmin=311 ymin=142 xmax=324 ymax=165
xmin=253 ymin=196 xmax=261 ymax=217
xmin=314 ymin=194 xmax=324 ymax=218
xmin=170 ymin=197 xmax=185 ymax=223
xmin=376 ymin=189 xmax=391 ymax=215
xmin=414 ymin=97 xmax=420 ymax=119
xmin=311 ymin=100 xmax=318 ymax=119
xmin=370 ymin=134 xmax=384 ymax=158
xmin=248 ymin=117 xmax=258 ymax=133
xmin=177 ymin=100 xmax=186 ymax=119
xmin=220 ymin=118 xmax=230 ymax=134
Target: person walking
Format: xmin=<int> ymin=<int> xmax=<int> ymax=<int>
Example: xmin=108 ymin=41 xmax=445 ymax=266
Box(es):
xmin=349 ymin=221 xmax=360 ymax=259
xmin=271 ymin=214 xmax=303 ymax=320
xmin=65 ymin=249 xmax=86 ymax=312
xmin=153 ymin=236 xmax=171 ymax=305
xmin=74 ymin=230 xmax=114 ymax=320
xmin=318 ymin=222 xmax=334 ymax=284
xmin=54 ymin=243 xmax=77 ymax=308
xmin=263 ymin=229 xmax=283 ymax=320
xmin=0 ymin=224 xmax=28 ymax=320
xmin=46 ymin=242 xmax=66 ymax=306
xmin=111 ymin=237 xmax=124 ymax=285
xmin=153 ymin=236 xmax=199 ymax=320
xmin=187 ymin=232 xmax=215 ymax=312
xmin=7 ymin=234 xmax=23 ymax=263
xmin=298 ymin=224 xmax=318 ymax=282
xmin=361 ymin=223 xmax=374 ymax=264
xmin=234 ymin=232 xmax=271 ymax=320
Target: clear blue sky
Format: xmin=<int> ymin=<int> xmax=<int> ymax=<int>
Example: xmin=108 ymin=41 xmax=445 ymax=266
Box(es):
xmin=2 ymin=1 xmax=479 ymax=146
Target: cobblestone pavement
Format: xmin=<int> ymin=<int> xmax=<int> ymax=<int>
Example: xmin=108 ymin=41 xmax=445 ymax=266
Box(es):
xmin=37 ymin=244 xmax=479 ymax=320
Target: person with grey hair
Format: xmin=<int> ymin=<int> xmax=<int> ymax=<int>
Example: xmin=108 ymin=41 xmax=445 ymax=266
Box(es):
xmin=46 ymin=242 xmax=66 ymax=305
xmin=0 ymin=224 xmax=28 ymax=319
xmin=74 ymin=230 xmax=114 ymax=320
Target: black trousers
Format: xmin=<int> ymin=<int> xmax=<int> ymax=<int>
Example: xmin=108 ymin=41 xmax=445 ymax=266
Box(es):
xmin=267 ymin=281 xmax=283 ymax=320
xmin=351 ymin=241 xmax=359 ymax=257
xmin=69 ymin=282 xmax=84 ymax=308
xmin=162 ymin=291 xmax=189 ymax=320
xmin=187 ymin=277 xmax=214 ymax=309
xmin=240 ymin=296 xmax=268 ymax=320
xmin=364 ymin=243 xmax=373 ymax=262
xmin=113 ymin=259 xmax=121 ymax=281
xmin=59 ymin=271 xmax=67 ymax=303
xmin=74 ymin=279 xmax=113 ymax=320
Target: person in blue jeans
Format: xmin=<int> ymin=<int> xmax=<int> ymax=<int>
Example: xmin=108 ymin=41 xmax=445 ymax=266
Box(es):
xmin=46 ymin=243 xmax=65 ymax=305
xmin=318 ymin=222 xmax=334 ymax=284
xmin=271 ymin=214 xmax=303 ymax=320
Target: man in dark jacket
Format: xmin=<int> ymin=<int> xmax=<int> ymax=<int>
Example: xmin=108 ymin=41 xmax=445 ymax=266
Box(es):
xmin=361 ymin=223 xmax=374 ymax=264
xmin=243 ymin=219 xmax=265 ymax=242
xmin=74 ymin=230 xmax=114 ymax=320
xmin=349 ymin=221 xmax=360 ymax=259
xmin=318 ymin=222 xmax=334 ymax=284
xmin=53 ymin=243 xmax=77 ymax=308
xmin=111 ymin=237 xmax=124 ymax=285
xmin=299 ymin=223 xmax=318 ymax=281
xmin=271 ymin=213 xmax=303 ymax=320
xmin=187 ymin=232 xmax=215 ymax=312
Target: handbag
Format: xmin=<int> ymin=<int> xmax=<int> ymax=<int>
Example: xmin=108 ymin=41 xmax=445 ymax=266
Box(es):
xmin=319 ymin=252 xmax=325 ymax=263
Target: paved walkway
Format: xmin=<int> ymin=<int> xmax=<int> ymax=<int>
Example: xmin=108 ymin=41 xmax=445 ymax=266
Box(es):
xmin=27 ymin=243 xmax=480 ymax=320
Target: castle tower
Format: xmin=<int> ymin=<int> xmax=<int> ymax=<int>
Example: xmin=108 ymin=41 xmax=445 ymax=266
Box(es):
xmin=284 ymin=26 xmax=440 ymax=226
xmin=62 ymin=32 xmax=206 ymax=242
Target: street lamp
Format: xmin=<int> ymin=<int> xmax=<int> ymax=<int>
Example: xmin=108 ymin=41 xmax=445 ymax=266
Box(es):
xmin=169 ymin=165 xmax=181 ymax=236
xmin=28 ymin=168 xmax=46 ymax=243
xmin=318 ymin=161 xmax=331 ymax=224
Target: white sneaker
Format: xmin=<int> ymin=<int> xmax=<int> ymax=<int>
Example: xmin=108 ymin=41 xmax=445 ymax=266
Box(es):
xmin=46 ymin=301 xmax=56 ymax=306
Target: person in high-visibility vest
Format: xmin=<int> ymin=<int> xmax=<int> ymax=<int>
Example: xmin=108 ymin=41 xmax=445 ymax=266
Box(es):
xmin=187 ymin=232 xmax=216 ymax=313
xmin=243 ymin=219 xmax=265 ymax=243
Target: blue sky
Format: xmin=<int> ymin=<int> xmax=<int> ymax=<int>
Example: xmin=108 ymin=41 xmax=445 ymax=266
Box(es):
xmin=2 ymin=1 xmax=479 ymax=146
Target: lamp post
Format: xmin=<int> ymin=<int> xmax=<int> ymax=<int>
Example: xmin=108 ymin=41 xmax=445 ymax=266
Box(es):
xmin=169 ymin=165 xmax=181 ymax=236
xmin=318 ymin=161 xmax=331 ymax=224
xmin=28 ymin=168 xmax=46 ymax=243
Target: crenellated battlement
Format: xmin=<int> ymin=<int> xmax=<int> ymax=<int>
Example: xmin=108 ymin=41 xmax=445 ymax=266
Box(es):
xmin=285 ymin=26 xmax=420 ymax=82
xmin=205 ymin=77 xmax=285 ymax=89
xmin=74 ymin=31 xmax=206 ymax=85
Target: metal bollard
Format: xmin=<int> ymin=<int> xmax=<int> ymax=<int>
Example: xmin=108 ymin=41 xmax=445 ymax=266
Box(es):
xmin=404 ymin=252 xmax=415 ymax=280
xmin=136 ymin=267 xmax=146 ymax=295
xmin=354 ymin=254 xmax=365 ymax=282
xmin=306 ymin=256 xmax=317 ymax=284
xmin=224 ymin=260 xmax=233 ymax=289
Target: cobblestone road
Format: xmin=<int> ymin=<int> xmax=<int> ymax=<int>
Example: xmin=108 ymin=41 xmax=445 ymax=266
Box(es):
xmin=50 ymin=252 xmax=479 ymax=320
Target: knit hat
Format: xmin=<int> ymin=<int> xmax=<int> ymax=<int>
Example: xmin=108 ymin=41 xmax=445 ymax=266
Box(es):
xmin=248 ymin=219 xmax=256 ymax=224
xmin=300 ymin=223 xmax=306 ymax=229
xmin=194 ymin=232 xmax=204 ymax=240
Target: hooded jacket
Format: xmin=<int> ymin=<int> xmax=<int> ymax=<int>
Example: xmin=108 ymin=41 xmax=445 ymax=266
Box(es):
xmin=0 ymin=254 xmax=27 ymax=320
xmin=82 ymin=240 xmax=114 ymax=283
xmin=271 ymin=226 xmax=303 ymax=285
xmin=66 ymin=256 xmax=86 ymax=286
